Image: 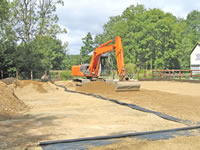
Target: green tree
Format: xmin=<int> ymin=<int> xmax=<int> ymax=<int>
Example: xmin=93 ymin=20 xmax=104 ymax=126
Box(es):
xmin=186 ymin=10 xmax=200 ymax=43
xmin=80 ymin=32 xmax=94 ymax=63
xmin=5 ymin=0 xmax=68 ymax=79
xmin=94 ymin=4 xmax=197 ymax=70
xmin=37 ymin=0 xmax=67 ymax=36
xmin=0 ymin=0 xmax=69 ymax=79
xmin=0 ymin=0 xmax=9 ymax=23
xmin=63 ymin=55 xmax=81 ymax=70
xmin=14 ymin=36 xmax=67 ymax=78
xmin=11 ymin=0 xmax=66 ymax=43
xmin=0 ymin=0 xmax=17 ymax=78
xmin=30 ymin=36 xmax=67 ymax=77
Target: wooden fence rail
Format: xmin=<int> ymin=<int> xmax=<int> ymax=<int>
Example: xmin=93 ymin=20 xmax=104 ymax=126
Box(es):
xmin=1 ymin=69 xmax=200 ymax=81
xmin=137 ymin=70 xmax=200 ymax=80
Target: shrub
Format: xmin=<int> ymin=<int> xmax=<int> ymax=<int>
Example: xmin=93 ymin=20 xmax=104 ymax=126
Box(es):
xmin=125 ymin=63 xmax=137 ymax=75
xmin=60 ymin=70 xmax=72 ymax=80
xmin=125 ymin=63 xmax=137 ymax=79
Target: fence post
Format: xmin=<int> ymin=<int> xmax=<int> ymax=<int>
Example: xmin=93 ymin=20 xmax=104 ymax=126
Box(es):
xmin=1 ymin=71 xmax=3 ymax=79
xmin=169 ymin=71 xmax=171 ymax=79
xmin=137 ymin=70 xmax=140 ymax=80
xmin=31 ymin=70 xmax=33 ymax=80
xmin=160 ymin=70 xmax=162 ymax=79
xmin=151 ymin=70 xmax=153 ymax=79
xmin=190 ymin=70 xmax=193 ymax=78
xmin=58 ymin=72 xmax=61 ymax=80
xmin=45 ymin=71 xmax=47 ymax=80
xmin=112 ymin=70 xmax=115 ymax=79
xmin=179 ymin=71 xmax=181 ymax=80
xmin=16 ymin=70 xmax=18 ymax=80
xmin=144 ymin=70 xmax=146 ymax=79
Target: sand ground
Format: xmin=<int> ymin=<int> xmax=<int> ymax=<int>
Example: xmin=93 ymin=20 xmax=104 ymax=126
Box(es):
xmin=75 ymin=80 xmax=200 ymax=150
xmin=0 ymin=80 xmax=200 ymax=149
xmin=76 ymin=81 xmax=200 ymax=123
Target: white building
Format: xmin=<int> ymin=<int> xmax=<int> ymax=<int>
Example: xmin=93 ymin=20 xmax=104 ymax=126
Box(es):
xmin=190 ymin=43 xmax=200 ymax=73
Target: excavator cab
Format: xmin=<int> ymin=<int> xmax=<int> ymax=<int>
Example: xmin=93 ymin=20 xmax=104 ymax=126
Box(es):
xmin=99 ymin=55 xmax=111 ymax=76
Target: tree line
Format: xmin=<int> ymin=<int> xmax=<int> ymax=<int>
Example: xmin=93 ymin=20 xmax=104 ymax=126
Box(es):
xmin=0 ymin=0 xmax=68 ymax=79
xmin=80 ymin=5 xmax=200 ymax=71
xmin=1 ymin=3 xmax=200 ymax=79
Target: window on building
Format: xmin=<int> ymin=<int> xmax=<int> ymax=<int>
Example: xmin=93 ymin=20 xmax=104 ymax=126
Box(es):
xmin=196 ymin=54 xmax=200 ymax=60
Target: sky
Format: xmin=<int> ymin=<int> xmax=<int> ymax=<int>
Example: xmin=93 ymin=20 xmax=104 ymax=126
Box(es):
xmin=56 ymin=0 xmax=200 ymax=54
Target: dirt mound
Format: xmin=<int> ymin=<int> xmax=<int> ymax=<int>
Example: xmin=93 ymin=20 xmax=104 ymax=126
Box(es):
xmin=16 ymin=80 xmax=48 ymax=93
xmin=15 ymin=80 xmax=60 ymax=98
xmin=1 ymin=77 xmax=17 ymax=85
xmin=76 ymin=81 xmax=116 ymax=95
xmin=0 ymin=81 xmax=27 ymax=120
xmin=17 ymin=80 xmax=59 ymax=92
xmin=55 ymin=81 xmax=74 ymax=88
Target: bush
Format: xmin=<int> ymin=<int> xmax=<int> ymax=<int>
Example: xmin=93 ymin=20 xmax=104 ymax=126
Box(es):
xmin=125 ymin=63 xmax=137 ymax=75
xmin=60 ymin=70 xmax=72 ymax=80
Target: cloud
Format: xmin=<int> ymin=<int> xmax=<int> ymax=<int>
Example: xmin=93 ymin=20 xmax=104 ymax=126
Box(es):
xmin=136 ymin=0 xmax=200 ymax=18
xmin=56 ymin=0 xmax=200 ymax=54
xmin=57 ymin=0 xmax=133 ymax=54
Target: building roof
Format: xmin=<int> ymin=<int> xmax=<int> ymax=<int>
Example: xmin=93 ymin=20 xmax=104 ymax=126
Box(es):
xmin=191 ymin=42 xmax=200 ymax=54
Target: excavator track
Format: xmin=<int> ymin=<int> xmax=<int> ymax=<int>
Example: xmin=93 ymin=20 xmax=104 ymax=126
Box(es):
xmin=73 ymin=78 xmax=140 ymax=92
xmin=115 ymin=81 xmax=140 ymax=91
xmin=72 ymin=78 xmax=90 ymax=86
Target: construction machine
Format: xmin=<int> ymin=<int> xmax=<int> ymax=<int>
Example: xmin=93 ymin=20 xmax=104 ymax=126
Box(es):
xmin=72 ymin=36 xmax=140 ymax=91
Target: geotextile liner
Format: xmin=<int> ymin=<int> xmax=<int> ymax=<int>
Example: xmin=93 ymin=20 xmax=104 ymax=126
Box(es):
xmin=40 ymin=126 xmax=200 ymax=146
xmin=41 ymin=127 xmax=200 ymax=150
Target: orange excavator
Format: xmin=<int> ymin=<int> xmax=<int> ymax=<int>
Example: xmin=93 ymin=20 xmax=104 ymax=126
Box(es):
xmin=72 ymin=36 xmax=140 ymax=91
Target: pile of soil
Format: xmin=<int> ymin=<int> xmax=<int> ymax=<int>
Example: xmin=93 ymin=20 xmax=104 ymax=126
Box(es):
xmin=14 ymin=80 xmax=61 ymax=99
xmin=0 ymin=81 xmax=27 ymax=120
xmin=55 ymin=80 xmax=75 ymax=90
xmin=76 ymin=81 xmax=116 ymax=95
xmin=16 ymin=80 xmax=59 ymax=93
xmin=1 ymin=77 xmax=17 ymax=85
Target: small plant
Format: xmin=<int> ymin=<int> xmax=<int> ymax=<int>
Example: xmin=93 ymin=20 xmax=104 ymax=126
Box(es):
xmin=125 ymin=63 xmax=137 ymax=78
xmin=60 ymin=70 xmax=72 ymax=80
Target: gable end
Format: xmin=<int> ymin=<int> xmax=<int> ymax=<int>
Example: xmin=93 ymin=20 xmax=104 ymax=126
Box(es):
xmin=191 ymin=42 xmax=200 ymax=54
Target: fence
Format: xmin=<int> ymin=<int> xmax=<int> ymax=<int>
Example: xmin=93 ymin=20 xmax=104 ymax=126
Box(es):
xmin=49 ymin=70 xmax=63 ymax=80
xmin=2 ymin=69 xmax=200 ymax=81
xmin=137 ymin=70 xmax=200 ymax=80
xmin=0 ymin=70 xmax=72 ymax=81
xmin=0 ymin=70 xmax=48 ymax=80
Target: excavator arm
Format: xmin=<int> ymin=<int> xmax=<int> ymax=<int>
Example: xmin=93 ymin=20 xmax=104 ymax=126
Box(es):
xmin=72 ymin=36 xmax=128 ymax=80
xmin=88 ymin=36 xmax=128 ymax=80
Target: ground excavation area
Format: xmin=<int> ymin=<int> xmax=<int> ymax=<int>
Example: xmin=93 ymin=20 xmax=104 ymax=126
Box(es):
xmin=0 ymin=80 xmax=200 ymax=149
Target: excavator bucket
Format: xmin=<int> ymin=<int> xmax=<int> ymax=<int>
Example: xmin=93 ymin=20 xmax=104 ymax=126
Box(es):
xmin=115 ymin=81 xmax=140 ymax=91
